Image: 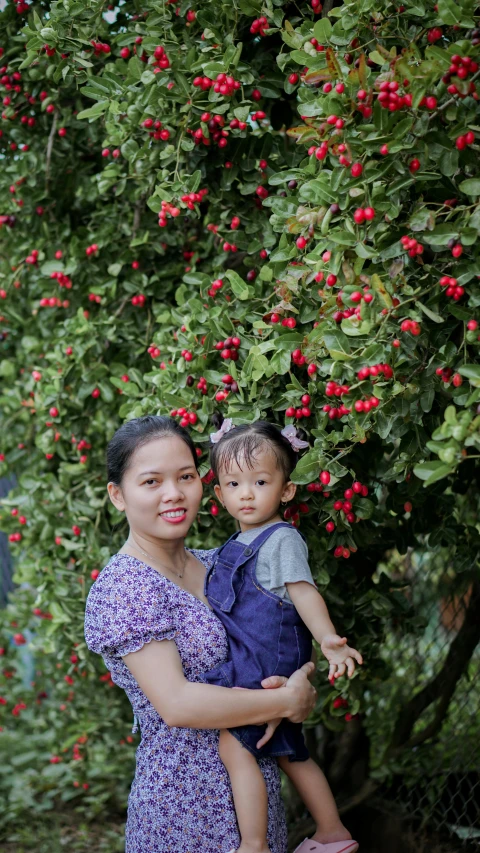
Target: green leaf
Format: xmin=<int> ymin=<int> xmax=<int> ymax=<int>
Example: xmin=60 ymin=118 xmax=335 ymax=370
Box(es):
xmin=225 ymin=270 xmax=250 ymax=300
xmin=290 ymin=449 xmax=321 ymax=485
xmin=413 ymin=460 xmax=454 ymax=486
xmin=437 ymin=0 xmax=471 ymax=24
xmin=459 ymin=179 xmax=480 ymax=197
xmin=76 ymin=101 xmax=108 ymax=120
xmin=417 ymin=302 xmax=444 ymax=323
xmin=313 ymin=18 xmax=332 ymax=43
xmin=458 ymin=364 xmax=480 ymax=386
xmin=323 ymin=329 xmax=351 ymax=359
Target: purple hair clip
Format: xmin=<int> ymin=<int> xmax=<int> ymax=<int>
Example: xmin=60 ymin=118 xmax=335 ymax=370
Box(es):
xmin=281 ymin=425 xmax=310 ymax=451
xmin=210 ymin=418 xmax=235 ymax=444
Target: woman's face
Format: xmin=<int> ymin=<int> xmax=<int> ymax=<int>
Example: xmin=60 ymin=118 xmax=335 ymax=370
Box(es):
xmin=108 ymin=436 xmax=203 ymax=542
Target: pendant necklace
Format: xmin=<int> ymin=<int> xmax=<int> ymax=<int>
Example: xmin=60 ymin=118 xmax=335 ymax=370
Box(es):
xmin=127 ymin=538 xmax=187 ymax=580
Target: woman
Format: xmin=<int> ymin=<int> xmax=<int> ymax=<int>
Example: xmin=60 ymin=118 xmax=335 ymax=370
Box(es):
xmin=84 ymin=416 xmax=317 ymax=853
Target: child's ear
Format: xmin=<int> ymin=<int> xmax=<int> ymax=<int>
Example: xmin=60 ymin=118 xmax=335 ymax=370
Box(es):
xmin=213 ymin=483 xmax=224 ymax=506
xmin=282 ymin=481 xmax=297 ymax=503
xmin=107 ymin=482 xmax=126 ymax=512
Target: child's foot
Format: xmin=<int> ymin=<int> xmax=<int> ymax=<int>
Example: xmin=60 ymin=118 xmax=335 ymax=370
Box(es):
xmin=312 ymin=828 xmax=353 ymax=845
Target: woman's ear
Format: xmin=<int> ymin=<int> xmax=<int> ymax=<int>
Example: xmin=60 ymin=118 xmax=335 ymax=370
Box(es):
xmin=213 ymin=483 xmax=224 ymax=507
xmin=107 ymin=482 xmax=125 ymax=512
xmin=281 ymin=481 xmax=297 ymax=503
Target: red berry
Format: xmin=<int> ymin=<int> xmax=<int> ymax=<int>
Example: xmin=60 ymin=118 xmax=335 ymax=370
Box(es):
xmin=409 ymin=158 xmax=420 ymax=173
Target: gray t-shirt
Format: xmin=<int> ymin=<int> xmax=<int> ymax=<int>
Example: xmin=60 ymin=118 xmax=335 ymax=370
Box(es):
xmin=236 ymin=521 xmax=316 ymax=603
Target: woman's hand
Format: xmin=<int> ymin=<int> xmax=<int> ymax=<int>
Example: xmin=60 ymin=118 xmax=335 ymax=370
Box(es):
xmin=260 ymin=661 xmax=316 ymax=724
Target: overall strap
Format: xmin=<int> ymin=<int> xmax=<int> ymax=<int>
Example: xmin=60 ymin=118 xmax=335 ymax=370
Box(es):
xmin=240 ymin=521 xmax=306 ymax=557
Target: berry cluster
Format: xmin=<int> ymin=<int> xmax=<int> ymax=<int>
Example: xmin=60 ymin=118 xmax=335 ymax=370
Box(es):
xmin=400 ymin=235 xmax=424 ymax=257
xmin=180 ymin=188 xmax=208 ymax=210
xmin=189 ymin=113 xmax=229 ymax=148
xmin=131 ymin=294 xmax=146 ymax=307
xmin=229 ymin=117 xmax=248 ymax=131
xmin=181 ymin=348 xmax=193 ymax=362
xmin=222 ymin=241 xmax=238 ymax=253
xmin=285 ymin=394 xmax=312 ymax=419
xmin=357 ymin=363 xmax=393 ymax=381
xmin=377 ymin=80 xmax=412 ymax=111
xmin=158 ymin=200 xmax=180 ymax=227
xmin=88 ymin=293 xmax=102 ymax=304
xmin=353 ymin=207 xmax=375 ymax=224
xmin=443 ymin=54 xmax=479 ymax=97
xmin=325 ymin=381 xmax=350 ymax=397
xmin=214 ymin=336 xmax=241 ymax=361
xmin=400 ymin=319 xmax=421 ymax=335
xmin=283 ymin=502 xmax=309 ymax=527
xmin=151 ymin=44 xmax=170 ymax=70
xmin=439 ymin=276 xmax=465 ymax=301
xmin=169 ymin=408 xmax=198 ymax=428
xmin=192 ymin=73 xmax=240 ymax=96
xmin=196 ymin=376 xmax=208 ymax=396
xmin=291 ymin=348 xmax=306 ymax=367
xmin=90 ymin=40 xmax=111 ymax=56
xmin=85 ymin=243 xmax=99 ymax=257
xmin=147 ymin=345 xmax=161 ymax=358
xmin=215 ymin=373 xmax=239 ymax=402
xmin=354 ymin=396 xmax=379 ymax=413
xmin=39 ymin=296 xmax=69 ymax=308
xmin=435 ymin=366 xmax=453 ymax=384
xmin=322 ymin=403 xmax=351 ymax=420
xmin=456 ymin=131 xmax=475 ymax=150
xmin=25 ymin=248 xmax=39 ymax=265
xmin=350 ymin=289 xmax=374 ymax=304
xmin=250 ymin=16 xmax=269 ymax=35
xmin=207 ymin=277 xmax=224 ymax=297
xmin=142 ymin=118 xmax=171 ymax=142
xmin=332 ymin=307 xmax=357 ymax=324
xmin=279 ymin=316 xmax=297 ymax=328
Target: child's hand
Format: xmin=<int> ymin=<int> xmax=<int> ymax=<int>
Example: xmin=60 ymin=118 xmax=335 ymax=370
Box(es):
xmin=320 ymin=634 xmax=363 ymax=679
xmin=256 ymin=717 xmax=282 ymax=750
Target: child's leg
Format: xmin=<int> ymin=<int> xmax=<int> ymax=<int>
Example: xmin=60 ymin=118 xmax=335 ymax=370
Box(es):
xmin=219 ymin=729 xmax=271 ymax=853
xmin=278 ymin=756 xmax=352 ymax=845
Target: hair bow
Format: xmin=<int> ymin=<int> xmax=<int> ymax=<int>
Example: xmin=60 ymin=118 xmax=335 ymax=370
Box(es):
xmin=281 ymin=425 xmax=310 ymax=451
xmin=210 ymin=418 xmax=235 ymax=444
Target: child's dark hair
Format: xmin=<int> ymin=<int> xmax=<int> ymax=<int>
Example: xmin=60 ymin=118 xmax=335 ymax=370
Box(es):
xmin=107 ymin=415 xmax=199 ymax=485
xmin=209 ymin=414 xmax=305 ymax=482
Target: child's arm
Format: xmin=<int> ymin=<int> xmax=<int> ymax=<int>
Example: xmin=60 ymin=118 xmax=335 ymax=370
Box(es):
xmin=286 ymin=581 xmax=363 ymax=680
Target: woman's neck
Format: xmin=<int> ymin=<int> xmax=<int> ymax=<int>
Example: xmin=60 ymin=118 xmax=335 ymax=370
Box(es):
xmin=124 ymin=530 xmax=187 ymax=569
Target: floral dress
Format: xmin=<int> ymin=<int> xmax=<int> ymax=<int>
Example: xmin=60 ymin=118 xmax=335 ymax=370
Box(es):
xmin=84 ymin=549 xmax=288 ymax=853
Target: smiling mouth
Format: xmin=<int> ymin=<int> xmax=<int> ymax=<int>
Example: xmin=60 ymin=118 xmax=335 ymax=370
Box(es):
xmin=160 ymin=509 xmax=187 ymax=518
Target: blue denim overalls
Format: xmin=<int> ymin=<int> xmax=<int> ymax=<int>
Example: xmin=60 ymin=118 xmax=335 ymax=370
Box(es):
xmin=202 ymin=521 xmax=312 ymax=761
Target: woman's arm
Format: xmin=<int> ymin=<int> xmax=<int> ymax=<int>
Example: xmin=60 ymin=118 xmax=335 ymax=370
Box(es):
xmin=123 ymin=639 xmax=316 ymax=729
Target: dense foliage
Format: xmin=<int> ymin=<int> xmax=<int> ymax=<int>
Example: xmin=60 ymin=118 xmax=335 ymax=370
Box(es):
xmin=0 ymin=0 xmax=479 ymax=830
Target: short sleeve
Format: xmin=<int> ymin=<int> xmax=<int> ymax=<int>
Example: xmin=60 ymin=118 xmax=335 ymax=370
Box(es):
xmin=264 ymin=528 xmax=315 ymax=593
xmin=84 ymin=558 xmax=177 ymax=659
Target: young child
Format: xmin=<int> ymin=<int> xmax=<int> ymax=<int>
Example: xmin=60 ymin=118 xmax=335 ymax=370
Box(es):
xmin=201 ymin=417 xmax=363 ymax=853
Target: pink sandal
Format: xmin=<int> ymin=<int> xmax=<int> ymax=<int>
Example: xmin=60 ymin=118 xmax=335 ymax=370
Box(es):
xmin=293 ymin=840 xmax=359 ymax=853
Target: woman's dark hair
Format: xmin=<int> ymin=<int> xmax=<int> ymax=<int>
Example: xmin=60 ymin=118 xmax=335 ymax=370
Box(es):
xmin=209 ymin=415 xmax=304 ymax=482
xmin=107 ymin=415 xmax=199 ymax=485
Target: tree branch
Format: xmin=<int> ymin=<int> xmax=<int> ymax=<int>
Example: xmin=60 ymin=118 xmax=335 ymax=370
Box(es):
xmin=388 ymin=579 xmax=480 ymax=755
xmin=45 ymin=111 xmax=58 ymax=193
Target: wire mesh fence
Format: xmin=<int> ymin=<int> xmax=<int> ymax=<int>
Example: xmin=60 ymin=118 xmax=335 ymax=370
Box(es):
xmin=372 ymin=548 xmax=480 ymax=847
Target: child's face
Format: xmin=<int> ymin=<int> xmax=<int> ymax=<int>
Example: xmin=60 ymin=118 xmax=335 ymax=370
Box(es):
xmin=214 ymin=444 xmax=296 ymax=531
